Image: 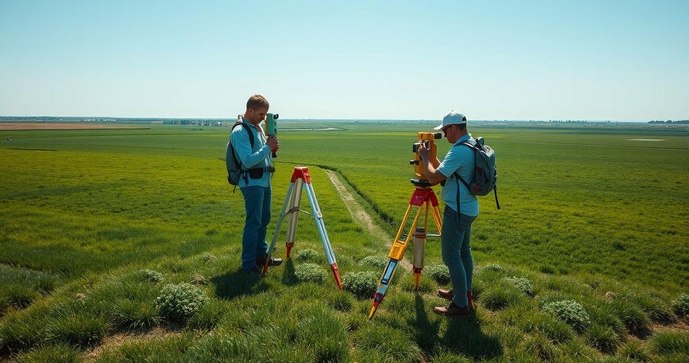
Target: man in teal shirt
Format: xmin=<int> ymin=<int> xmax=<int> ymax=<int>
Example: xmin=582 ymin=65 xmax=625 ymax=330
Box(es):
xmin=417 ymin=110 xmax=479 ymax=316
xmin=231 ymin=95 xmax=282 ymax=275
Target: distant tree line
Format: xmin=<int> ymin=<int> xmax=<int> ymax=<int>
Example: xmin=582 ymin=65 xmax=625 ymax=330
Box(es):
xmin=648 ymin=120 xmax=689 ymax=124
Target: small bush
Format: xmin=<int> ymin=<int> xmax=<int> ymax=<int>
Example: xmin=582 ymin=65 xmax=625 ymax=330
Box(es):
xmin=619 ymin=340 xmax=650 ymax=362
xmin=359 ymin=255 xmax=387 ymax=269
xmin=135 ymin=269 xmax=164 ymax=284
xmin=342 ymin=271 xmax=378 ymax=299
xmin=426 ymin=265 xmax=450 ymax=284
xmin=155 ymin=283 xmax=208 ymax=322
xmin=673 ymin=293 xmax=689 ymax=318
xmin=295 ymin=249 xmax=321 ymax=263
xmin=648 ymin=330 xmax=689 ymax=356
xmin=294 ymin=263 xmax=327 ymax=284
xmin=543 ymin=300 xmax=590 ymax=332
xmin=505 ymin=276 xmax=534 ymax=296
xmin=15 ymin=344 xmax=81 ymax=363
xmin=586 ymin=322 xmax=620 ymax=354
xmin=483 ymin=263 xmax=504 ymax=272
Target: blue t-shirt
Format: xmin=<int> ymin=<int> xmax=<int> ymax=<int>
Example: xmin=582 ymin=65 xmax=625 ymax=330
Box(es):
xmin=230 ymin=118 xmax=272 ymax=188
xmin=436 ymin=134 xmax=479 ymax=216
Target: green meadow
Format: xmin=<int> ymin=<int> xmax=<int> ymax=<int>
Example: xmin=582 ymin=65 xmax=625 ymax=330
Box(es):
xmin=1 ymin=121 xmax=688 ymax=362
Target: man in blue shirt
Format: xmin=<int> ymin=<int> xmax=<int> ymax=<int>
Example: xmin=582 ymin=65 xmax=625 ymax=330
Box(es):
xmin=231 ymin=95 xmax=282 ymax=276
xmin=417 ymin=110 xmax=479 ymax=316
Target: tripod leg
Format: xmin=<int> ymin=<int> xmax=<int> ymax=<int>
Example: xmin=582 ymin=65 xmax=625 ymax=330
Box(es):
xmin=304 ymin=182 xmax=342 ymax=289
xmin=285 ymin=178 xmax=304 ymax=258
xmin=263 ymin=182 xmax=295 ymax=274
xmin=369 ymin=204 xmax=424 ymax=319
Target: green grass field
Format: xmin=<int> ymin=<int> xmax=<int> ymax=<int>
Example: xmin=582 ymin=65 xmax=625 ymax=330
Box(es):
xmin=1 ymin=121 xmax=688 ymax=362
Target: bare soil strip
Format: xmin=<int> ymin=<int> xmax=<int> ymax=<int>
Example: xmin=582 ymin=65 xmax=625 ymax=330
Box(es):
xmin=0 ymin=123 xmax=150 ymax=131
xmin=324 ymin=170 xmax=412 ymax=270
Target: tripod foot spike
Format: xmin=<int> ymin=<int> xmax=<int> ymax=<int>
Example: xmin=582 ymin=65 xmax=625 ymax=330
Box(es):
xmin=331 ymin=263 xmax=343 ymax=290
xmin=286 ymin=243 xmax=294 ymax=258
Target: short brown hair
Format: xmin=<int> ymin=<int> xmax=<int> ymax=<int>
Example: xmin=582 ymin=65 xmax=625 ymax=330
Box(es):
xmin=246 ymin=95 xmax=269 ymax=110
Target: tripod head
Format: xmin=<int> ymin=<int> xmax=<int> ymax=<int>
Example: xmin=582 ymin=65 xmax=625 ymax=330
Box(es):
xmin=410 ymin=132 xmax=442 ymax=187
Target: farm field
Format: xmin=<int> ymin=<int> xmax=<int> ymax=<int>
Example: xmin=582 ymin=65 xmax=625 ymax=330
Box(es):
xmin=0 ymin=121 xmax=688 ymax=362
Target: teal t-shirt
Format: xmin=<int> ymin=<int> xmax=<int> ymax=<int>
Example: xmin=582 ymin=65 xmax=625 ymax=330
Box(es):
xmin=436 ymin=134 xmax=479 ymax=216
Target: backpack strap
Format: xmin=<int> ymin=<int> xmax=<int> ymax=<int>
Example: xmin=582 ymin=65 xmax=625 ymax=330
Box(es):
xmin=231 ymin=121 xmax=257 ymax=185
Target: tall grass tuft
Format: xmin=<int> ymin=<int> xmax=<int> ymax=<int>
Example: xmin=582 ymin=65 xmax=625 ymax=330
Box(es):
xmin=426 ymin=264 xmax=451 ymax=284
xmin=480 ymin=281 xmax=524 ymax=311
xmin=43 ymin=314 xmax=108 ymax=348
xmin=296 ymin=306 xmax=349 ymax=362
xmin=586 ymin=322 xmax=620 ymax=354
xmin=609 ymin=298 xmax=651 ymax=337
xmin=648 ymin=330 xmax=689 ymax=357
xmin=14 ymin=344 xmax=81 ymax=363
xmin=111 ymin=299 xmax=160 ymax=332
xmin=619 ymin=340 xmax=650 ymax=362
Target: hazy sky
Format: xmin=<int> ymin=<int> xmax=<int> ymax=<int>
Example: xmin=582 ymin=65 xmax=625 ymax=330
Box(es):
xmin=1 ymin=1 xmax=687 ymax=121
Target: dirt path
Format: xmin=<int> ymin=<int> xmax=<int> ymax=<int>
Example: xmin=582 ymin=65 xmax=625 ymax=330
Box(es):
xmin=324 ymin=170 xmax=412 ymax=270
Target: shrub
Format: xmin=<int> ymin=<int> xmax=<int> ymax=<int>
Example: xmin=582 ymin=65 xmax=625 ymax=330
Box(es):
xmin=295 ymin=249 xmax=321 ymax=263
xmin=586 ymin=322 xmax=620 ymax=354
xmin=426 ymin=265 xmax=450 ymax=284
xmin=294 ymin=263 xmax=327 ymax=284
xmin=543 ymin=300 xmax=590 ymax=332
xmin=359 ymin=255 xmax=387 ymax=269
xmin=155 ymin=283 xmax=208 ymax=322
xmin=342 ymin=271 xmax=378 ymax=299
xmin=505 ymin=276 xmax=534 ymax=296
xmin=135 ymin=269 xmax=164 ymax=284
xmin=483 ymin=264 xmax=504 ymax=272
xmin=673 ymin=293 xmax=689 ymax=318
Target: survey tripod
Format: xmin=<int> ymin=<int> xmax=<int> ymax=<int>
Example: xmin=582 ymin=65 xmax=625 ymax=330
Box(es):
xmin=263 ymin=167 xmax=343 ymax=289
xmin=368 ymin=180 xmax=443 ymax=319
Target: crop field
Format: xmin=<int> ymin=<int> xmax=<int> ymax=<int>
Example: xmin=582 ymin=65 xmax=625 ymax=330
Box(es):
xmin=0 ymin=121 xmax=688 ymax=362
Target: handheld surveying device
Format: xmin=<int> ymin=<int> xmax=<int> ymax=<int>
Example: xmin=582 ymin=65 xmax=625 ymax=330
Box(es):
xmin=265 ymin=113 xmax=279 ymax=158
xmin=410 ymin=132 xmax=443 ymax=186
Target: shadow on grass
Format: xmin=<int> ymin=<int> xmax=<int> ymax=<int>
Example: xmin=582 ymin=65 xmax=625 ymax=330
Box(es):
xmin=412 ymin=295 xmax=504 ymax=360
xmin=211 ymin=268 xmax=270 ymax=300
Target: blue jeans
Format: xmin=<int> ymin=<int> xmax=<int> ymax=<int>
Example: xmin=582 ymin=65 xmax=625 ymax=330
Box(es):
xmin=441 ymin=207 xmax=477 ymax=307
xmin=240 ymin=186 xmax=271 ymax=270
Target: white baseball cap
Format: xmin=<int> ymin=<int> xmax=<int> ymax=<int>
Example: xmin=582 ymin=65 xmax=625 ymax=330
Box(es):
xmin=434 ymin=110 xmax=467 ymax=130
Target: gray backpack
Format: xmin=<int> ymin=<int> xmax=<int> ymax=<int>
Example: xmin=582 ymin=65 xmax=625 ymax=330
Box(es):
xmin=225 ymin=121 xmax=254 ymax=187
xmin=451 ymin=137 xmax=501 ymax=210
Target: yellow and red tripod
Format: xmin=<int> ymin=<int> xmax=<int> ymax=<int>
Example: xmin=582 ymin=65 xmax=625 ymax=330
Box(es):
xmin=368 ymin=185 xmax=443 ymax=319
xmin=263 ymin=167 xmax=343 ymax=289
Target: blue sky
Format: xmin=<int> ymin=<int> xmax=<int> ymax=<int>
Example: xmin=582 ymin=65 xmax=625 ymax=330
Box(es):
xmin=1 ymin=1 xmax=687 ymax=121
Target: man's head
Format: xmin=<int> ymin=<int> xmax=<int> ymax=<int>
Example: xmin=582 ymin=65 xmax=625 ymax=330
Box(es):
xmin=434 ymin=110 xmax=467 ymax=143
xmin=244 ymin=95 xmax=270 ymax=125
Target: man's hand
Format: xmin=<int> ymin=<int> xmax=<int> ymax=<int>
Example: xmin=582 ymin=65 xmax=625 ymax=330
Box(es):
xmin=267 ymin=136 xmax=279 ymax=152
xmin=417 ymin=141 xmax=430 ymax=160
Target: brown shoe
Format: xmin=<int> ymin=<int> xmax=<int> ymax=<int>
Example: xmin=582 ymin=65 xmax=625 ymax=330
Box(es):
xmin=433 ymin=302 xmax=470 ymax=317
xmin=437 ymin=289 xmax=454 ymax=300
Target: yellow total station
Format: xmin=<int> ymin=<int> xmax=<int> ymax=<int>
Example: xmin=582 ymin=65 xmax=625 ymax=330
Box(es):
xmin=410 ymin=132 xmax=442 ymax=185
